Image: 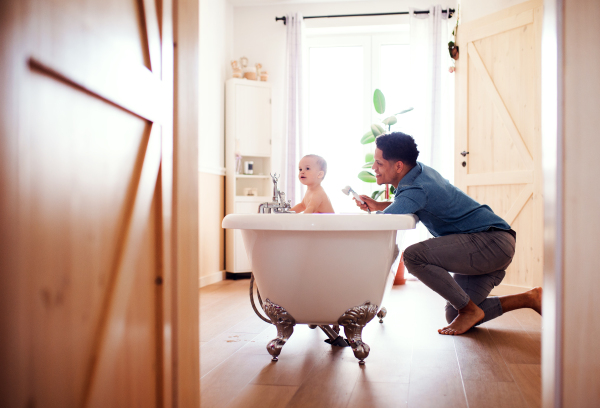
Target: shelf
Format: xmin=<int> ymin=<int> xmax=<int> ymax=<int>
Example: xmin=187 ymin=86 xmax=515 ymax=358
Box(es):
xmin=236 ymin=174 xmax=270 ymax=179
xmin=234 ymin=195 xmax=271 ymax=202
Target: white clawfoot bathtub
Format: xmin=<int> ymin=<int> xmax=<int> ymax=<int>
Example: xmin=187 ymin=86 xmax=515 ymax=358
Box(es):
xmin=222 ymin=213 xmax=417 ymax=364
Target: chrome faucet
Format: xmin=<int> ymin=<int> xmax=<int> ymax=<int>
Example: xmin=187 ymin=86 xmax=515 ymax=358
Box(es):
xmin=258 ymin=173 xmax=294 ymax=214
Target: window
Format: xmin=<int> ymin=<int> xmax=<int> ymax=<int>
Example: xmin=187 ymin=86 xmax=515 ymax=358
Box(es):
xmin=304 ymin=27 xmax=415 ymax=213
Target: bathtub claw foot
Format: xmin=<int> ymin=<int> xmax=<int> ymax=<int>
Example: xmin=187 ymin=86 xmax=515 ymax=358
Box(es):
xmin=377 ymin=307 xmax=387 ymax=323
xmin=263 ymin=299 xmax=296 ymax=361
xmin=338 ymin=301 xmax=379 ymax=364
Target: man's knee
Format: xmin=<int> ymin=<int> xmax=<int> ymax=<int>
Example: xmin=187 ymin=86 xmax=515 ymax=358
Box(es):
xmin=445 ymin=303 xmax=458 ymax=324
xmin=403 ymin=242 xmax=426 ymax=268
xmin=492 ymin=270 xmax=506 ymax=286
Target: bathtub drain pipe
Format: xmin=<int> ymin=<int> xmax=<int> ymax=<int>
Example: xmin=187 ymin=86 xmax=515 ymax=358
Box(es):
xmin=319 ymin=325 xmax=350 ymax=347
xmin=249 ymin=274 xmax=273 ymax=324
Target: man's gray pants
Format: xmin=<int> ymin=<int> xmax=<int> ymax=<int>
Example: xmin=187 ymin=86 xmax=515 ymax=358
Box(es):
xmin=403 ymin=229 xmax=516 ymax=325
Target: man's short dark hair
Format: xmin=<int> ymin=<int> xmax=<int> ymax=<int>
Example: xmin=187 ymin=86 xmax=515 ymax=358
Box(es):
xmin=375 ymin=132 xmax=419 ymax=167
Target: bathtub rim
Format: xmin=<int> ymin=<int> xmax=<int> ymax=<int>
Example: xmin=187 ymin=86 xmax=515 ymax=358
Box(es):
xmin=222 ymin=213 xmax=418 ymax=231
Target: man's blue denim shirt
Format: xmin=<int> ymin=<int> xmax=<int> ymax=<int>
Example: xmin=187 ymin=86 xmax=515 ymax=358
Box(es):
xmin=382 ymin=162 xmax=512 ymax=238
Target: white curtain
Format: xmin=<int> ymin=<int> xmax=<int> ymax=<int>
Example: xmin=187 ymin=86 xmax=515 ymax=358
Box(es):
xmin=284 ymin=13 xmax=304 ymax=204
xmin=409 ymin=5 xmax=454 ymax=180
xmin=402 ymin=6 xmax=455 ymax=252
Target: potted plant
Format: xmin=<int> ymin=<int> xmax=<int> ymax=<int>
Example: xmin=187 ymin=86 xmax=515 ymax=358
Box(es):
xmin=357 ymin=88 xmax=413 ymax=200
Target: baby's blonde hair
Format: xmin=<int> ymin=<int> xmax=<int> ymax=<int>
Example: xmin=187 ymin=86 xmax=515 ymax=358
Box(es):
xmin=303 ymin=154 xmax=327 ymax=179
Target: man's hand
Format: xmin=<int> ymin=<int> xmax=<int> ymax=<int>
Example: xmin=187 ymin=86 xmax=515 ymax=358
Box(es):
xmin=354 ymin=195 xmax=394 ymax=212
xmin=354 ymin=195 xmax=378 ymax=212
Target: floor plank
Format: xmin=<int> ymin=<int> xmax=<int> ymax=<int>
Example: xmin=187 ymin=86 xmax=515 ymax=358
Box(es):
xmin=482 ymin=313 xmax=541 ymax=365
xmin=283 ymin=349 xmax=362 ymax=408
xmin=463 ymin=380 xmax=528 ymax=408
xmin=200 ymin=331 xmax=259 ymax=377
xmin=347 ymin=381 xmax=410 ymax=408
xmin=407 ymin=349 xmax=468 ymax=408
xmin=508 ymin=364 xmax=542 ymax=408
xmin=200 ymin=351 xmax=272 ymax=408
xmin=510 ymin=308 xmax=542 ymax=342
xmin=227 ymin=384 xmax=299 ymax=408
xmin=453 ymin=327 xmax=514 ymax=382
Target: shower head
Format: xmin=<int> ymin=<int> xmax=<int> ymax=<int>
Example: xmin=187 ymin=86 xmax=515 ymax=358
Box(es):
xmin=342 ymin=185 xmax=370 ymax=213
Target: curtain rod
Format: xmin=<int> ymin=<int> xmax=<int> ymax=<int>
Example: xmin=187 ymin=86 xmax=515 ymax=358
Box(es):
xmin=275 ymin=9 xmax=455 ymax=25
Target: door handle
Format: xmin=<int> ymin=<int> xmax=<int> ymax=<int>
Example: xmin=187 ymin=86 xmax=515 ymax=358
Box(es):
xmin=460 ymin=151 xmax=469 ymax=157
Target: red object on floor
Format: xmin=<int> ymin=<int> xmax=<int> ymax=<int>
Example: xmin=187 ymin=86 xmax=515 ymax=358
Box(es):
xmin=394 ymin=252 xmax=406 ymax=285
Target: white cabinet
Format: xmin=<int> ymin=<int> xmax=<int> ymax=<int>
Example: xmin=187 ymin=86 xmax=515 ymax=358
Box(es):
xmin=225 ymin=79 xmax=272 ymax=275
xmin=235 ymin=85 xmax=271 ymax=157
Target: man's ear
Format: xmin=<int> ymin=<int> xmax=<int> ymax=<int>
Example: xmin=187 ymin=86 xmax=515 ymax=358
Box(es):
xmin=395 ymin=160 xmax=404 ymax=174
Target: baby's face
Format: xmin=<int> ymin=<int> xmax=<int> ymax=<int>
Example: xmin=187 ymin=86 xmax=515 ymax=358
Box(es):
xmin=298 ymin=157 xmax=323 ymax=186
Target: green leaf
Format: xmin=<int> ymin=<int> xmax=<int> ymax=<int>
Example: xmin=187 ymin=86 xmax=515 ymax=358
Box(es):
xmin=382 ymin=116 xmax=397 ymax=126
xmin=365 ymin=152 xmax=374 ymax=163
xmin=360 ymin=131 xmax=375 ymax=144
xmin=358 ymin=171 xmax=377 ymax=183
xmin=362 ymin=161 xmax=374 ymax=168
xmin=373 ymin=89 xmax=386 ymax=114
xmin=395 ymin=107 xmax=414 ymax=115
xmin=371 ymin=123 xmax=385 ymax=137
xmin=389 ymin=185 xmax=396 ymax=195
xmin=371 ymin=190 xmax=384 ymax=200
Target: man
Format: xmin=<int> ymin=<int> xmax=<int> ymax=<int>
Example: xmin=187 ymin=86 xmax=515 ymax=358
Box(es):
xmin=355 ymin=132 xmax=542 ymax=335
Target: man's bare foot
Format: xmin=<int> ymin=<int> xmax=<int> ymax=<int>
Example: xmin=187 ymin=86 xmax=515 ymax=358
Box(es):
xmin=528 ymin=286 xmax=543 ymax=315
xmin=438 ymin=300 xmax=485 ymax=335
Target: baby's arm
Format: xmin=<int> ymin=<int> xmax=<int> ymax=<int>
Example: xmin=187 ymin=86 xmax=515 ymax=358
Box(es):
xmin=290 ymin=199 xmax=306 ymax=213
xmin=303 ymin=192 xmax=324 ymax=214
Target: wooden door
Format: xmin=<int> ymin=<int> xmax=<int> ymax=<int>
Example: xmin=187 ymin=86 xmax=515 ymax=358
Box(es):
xmin=0 ymin=0 xmax=183 ymax=406
xmin=455 ymin=0 xmax=543 ymax=288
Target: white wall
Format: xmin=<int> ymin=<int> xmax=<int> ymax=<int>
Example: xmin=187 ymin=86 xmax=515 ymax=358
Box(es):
xmin=460 ymin=0 xmax=527 ymax=23
xmin=233 ymin=0 xmax=456 ymax=189
xmin=199 ymin=0 xmax=234 ymax=173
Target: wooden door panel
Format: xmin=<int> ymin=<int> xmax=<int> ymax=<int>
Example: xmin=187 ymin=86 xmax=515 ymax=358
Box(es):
xmin=475 ymin=29 xmax=536 ymax=156
xmin=85 ymin=125 xmax=162 ymax=407
xmin=35 ymin=0 xmax=149 ymax=69
xmin=23 ymin=73 xmax=152 ymax=408
xmin=88 ymin=185 xmax=162 ymax=408
xmin=466 ymin=85 xmax=527 ymax=173
xmin=456 ymin=0 xmax=543 ymax=288
xmin=0 ymin=0 xmax=176 ymax=406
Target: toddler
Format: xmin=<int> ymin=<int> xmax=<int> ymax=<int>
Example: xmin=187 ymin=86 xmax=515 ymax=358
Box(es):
xmin=290 ymin=155 xmax=334 ymax=214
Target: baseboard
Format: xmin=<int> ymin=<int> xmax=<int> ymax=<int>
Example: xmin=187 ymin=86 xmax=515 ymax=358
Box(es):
xmin=199 ymin=270 xmax=226 ymax=288
xmin=225 ymin=272 xmax=252 ymax=280
xmin=490 ymin=283 xmax=532 ymax=296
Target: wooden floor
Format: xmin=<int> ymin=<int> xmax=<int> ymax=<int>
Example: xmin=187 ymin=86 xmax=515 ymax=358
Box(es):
xmin=200 ymin=279 xmax=541 ymax=408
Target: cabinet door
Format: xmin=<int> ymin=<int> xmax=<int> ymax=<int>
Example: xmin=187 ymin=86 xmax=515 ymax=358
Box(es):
xmin=236 ymin=85 xmax=271 ymax=157
xmin=233 ymin=201 xmax=259 ymax=271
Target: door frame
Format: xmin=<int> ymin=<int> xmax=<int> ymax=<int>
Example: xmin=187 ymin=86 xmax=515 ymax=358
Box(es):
xmin=540 ymin=0 xmax=563 ymax=407
xmin=173 ymin=0 xmax=200 ymax=406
